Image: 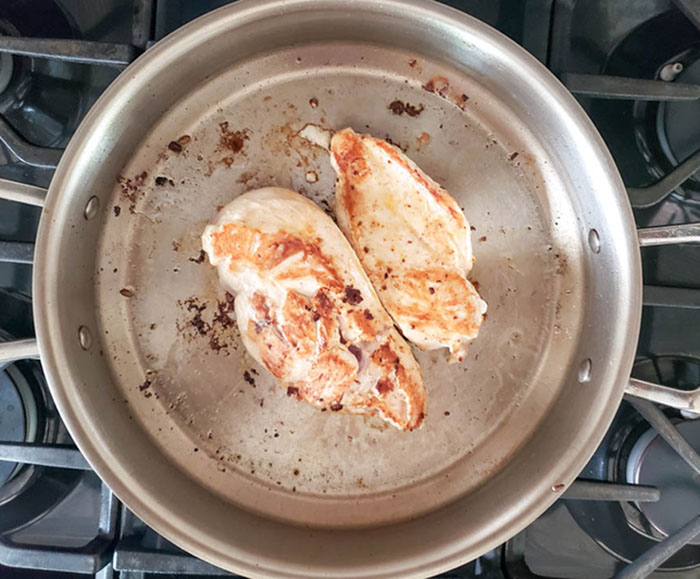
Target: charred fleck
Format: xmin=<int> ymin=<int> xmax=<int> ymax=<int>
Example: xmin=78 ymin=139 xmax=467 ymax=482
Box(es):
xmin=342 ymin=286 xmax=363 ymax=305
xmin=388 ymin=99 xmax=424 ymax=117
xmin=218 ymin=122 xmax=249 ymax=155
xmin=113 ymin=206 xmax=121 ymax=217
xmin=189 ymin=250 xmax=207 ymax=264
xmin=376 ymin=377 xmax=394 ymax=395
xmin=287 ymin=386 xmax=300 ymax=398
xmin=330 ymin=402 xmax=343 ymax=412
xmin=243 ymin=370 xmax=256 ymax=387
xmin=183 ymin=298 xmax=209 ymax=336
xmin=167 ymin=141 xmax=183 ymax=153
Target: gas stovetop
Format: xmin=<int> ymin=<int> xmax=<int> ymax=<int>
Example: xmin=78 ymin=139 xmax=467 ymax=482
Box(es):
xmin=0 ymin=1 xmax=698 ymax=578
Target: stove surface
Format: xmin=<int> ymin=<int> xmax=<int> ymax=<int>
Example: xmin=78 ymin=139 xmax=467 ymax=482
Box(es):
xmin=0 ymin=1 xmax=699 ymax=578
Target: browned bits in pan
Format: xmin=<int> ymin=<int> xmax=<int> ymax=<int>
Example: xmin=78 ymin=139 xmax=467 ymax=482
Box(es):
xmin=218 ymin=122 xmax=248 ymax=154
xmin=167 ymin=141 xmax=183 ymax=153
xmin=416 ymin=132 xmax=430 ymax=147
xmin=189 ymin=250 xmax=207 ymax=264
xmin=287 ymin=386 xmax=300 ymax=398
xmin=388 ymin=99 xmax=424 ymax=117
xmin=113 ymin=206 xmax=121 ymax=217
xmin=422 ymin=76 xmax=449 ymax=96
xmin=178 ymin=298 xmax=209 ymax=337
xmin=117 ymin=172 xmax=148 ymax=213
xmin=176 ymin=294 xmax=239 ymax=353
xmin=119 ymin=287 xmax=135 ymax=297
xmin=309 ymin=97 xmax=318 ymax=108
xmin=508 ymin=151 xmax=519 ymax=161
xmin=243 ymin=370 xmax=256 ymax=387
xmin=330 ymin=402 xmax=343 ymax=412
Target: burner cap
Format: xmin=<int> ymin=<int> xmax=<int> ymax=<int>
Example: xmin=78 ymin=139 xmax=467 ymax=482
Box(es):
xmin=658 ymin=54 xmax=700 ymax=190
xmin=627 ymin=420 xmax=700 ymax=545
xmin=0 ymin=367 xmax=26 ymax=487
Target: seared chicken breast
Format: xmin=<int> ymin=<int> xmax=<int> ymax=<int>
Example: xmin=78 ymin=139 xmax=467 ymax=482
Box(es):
xmin=202 ymin=188 xmax=425 ymax=430
xmin=330 ymin=128 xmax=487 ymax=362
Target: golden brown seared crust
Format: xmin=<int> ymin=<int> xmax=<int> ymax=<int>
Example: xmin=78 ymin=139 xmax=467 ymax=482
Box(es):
xmin=204 ymin=190 xmax=426 ymax=430
xmin=330 ymin=129 xmax=486 ymax=361
xmin=384 ymin=268 xmax=482 ymax=339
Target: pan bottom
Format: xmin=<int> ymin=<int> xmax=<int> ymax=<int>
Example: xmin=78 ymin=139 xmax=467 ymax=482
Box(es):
xmin=95 ymin=42 xmax=583 ymax=528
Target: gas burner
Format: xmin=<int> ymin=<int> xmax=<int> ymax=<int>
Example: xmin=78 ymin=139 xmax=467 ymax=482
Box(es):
xmin=0 ymin=0 xmax=111 ymax=187
xmin=0 ymin=290 xmax=82 ymax=533
xmin=657 ymin=51 xmax=700 ymax=194
xmin=0 ymin=358 xmax=38 ymax=496
xmin=584 ymin=9 xmax=700 ymax=222
xmin=565 ymin=355 xmax=700 ymax=571
xmin=625 ymin=420 xmax=700 ymax=545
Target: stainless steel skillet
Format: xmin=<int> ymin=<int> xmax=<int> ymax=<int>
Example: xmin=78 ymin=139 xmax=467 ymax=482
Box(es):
xmin=1 ymin=0 xmax=699 ymax=577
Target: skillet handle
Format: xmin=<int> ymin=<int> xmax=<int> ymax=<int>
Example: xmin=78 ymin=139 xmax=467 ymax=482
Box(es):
xmin=0 ymin=339 xmax=40 ymax=365
xmin=0 ymin=177 xmax=47 ymax=206
xmin=0 ymin=179 xmax=44 ymax=365
xmin=637 ymin=223 xmax=700 ymax=246
xmin=625 ymin=379 xmax=700 ymax=414
xmin=628 ymin=223 xmax=700 ymax=412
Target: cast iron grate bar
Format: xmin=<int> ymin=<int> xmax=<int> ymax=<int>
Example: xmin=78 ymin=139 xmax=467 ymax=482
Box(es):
xmin=0 ymin=442 xmax=91 ymax=470
xmin=628 ymin=149 xmax=700 ymax=208
xmin=561 ymin=73 xmax=700 ymax=100
xmin=610 ymin=397 xmax=700 ymax=576
xmin=672 ymin=0 xmax=700 ymax=31
xmin=0 ymin=37 xmax=137 ymax=68
xmin=643 ymin=285 xmax=700 ymax=309
xmin=0 ymin=116 xmax=63 ymax=169
xmin=615 ymin=515 xmax=700 ymax=578
xmin=562 ymin=480 xmax=660 ymax=502
xmin=0 ymin=241 xmax=33 ymax=264
xmin=113 ymin=536 xmax=232 ymax=575
xmin=0 ymin=482 xmax=118 ymax=573
xmin=625 ymin=396 xmax=700 ymax=474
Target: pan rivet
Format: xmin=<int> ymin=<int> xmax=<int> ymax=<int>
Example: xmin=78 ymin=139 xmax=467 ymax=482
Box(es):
xmin=78 ymin=326 xmax=92 ymax=350
xmin=588 ymin=229 xmax=600 ymax=253
xmin=84 ymin=196 xmax=99 ymax=220
xmin=578 ymin=358 xmax=592 ymax=383
xmin=552 ymin=483 xmax=566 ymax=492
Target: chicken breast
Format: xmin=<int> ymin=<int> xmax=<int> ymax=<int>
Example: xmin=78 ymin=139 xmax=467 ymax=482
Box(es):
xmin=330 ymin=128 xmax=487 ymax=362
xmin=201 ymin=187 xmax=425 ymax=430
